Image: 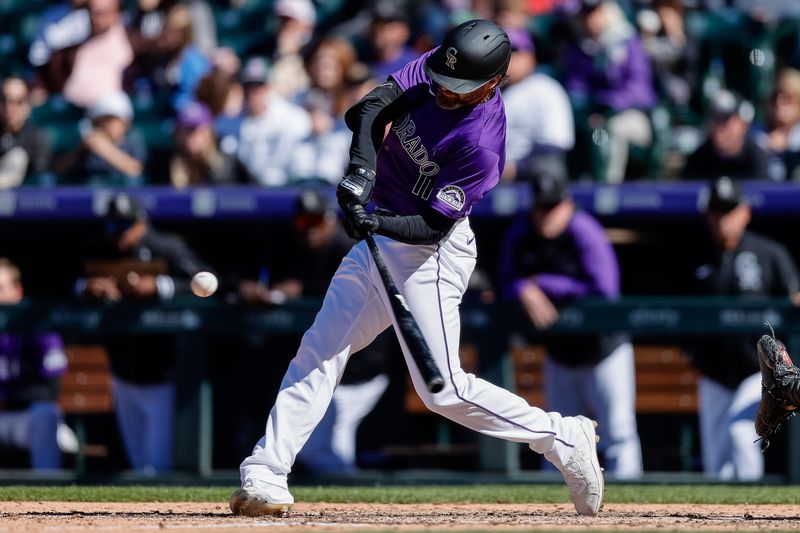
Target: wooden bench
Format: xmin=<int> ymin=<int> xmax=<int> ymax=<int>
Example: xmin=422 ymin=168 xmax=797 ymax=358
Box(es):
xmin=404 ymin=344 xmax=479 ymax=414
xmin=405 ymin=343 xmax=699 ymax=414
xmin=400 ymin=343 xmax=700 ymax=470
xmin=58 ymin=345 xmax=115 ymax=462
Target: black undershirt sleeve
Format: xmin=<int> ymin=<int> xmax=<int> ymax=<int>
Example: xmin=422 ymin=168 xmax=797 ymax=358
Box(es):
xmin=344 ymin=80 xmax=408 ymax=171
xmin=374 ymin=208 xmax=458 ymax=245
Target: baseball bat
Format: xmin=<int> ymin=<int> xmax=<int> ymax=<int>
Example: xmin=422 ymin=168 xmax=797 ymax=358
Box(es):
xmin=365 ymin=233 xmax=444 ymax=393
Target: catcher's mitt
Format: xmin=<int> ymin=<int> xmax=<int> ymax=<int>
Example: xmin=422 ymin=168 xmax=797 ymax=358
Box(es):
xmin=755 ymin=333 xmax=800 ymax=450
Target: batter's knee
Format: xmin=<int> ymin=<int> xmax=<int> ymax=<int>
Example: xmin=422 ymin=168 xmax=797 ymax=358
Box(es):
xmin=416 ymin=371 xmax=469 ymax=413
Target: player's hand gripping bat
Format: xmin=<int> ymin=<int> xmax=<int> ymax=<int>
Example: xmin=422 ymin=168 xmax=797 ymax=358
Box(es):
xmin=364 ymin=233 xmax=444 ymax=393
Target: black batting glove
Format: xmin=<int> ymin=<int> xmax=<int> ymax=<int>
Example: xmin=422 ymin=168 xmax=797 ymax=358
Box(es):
xmin=343 ymin=204 xmax=380 ymax=241
xmin=337 ymin=166 xmax=376 ymax=213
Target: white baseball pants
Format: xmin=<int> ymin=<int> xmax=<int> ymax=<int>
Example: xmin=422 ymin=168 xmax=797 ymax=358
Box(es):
xmin=241 ymin=218 xmax=583 ymax=485
xmin=0 ymin=401 xmax=62 ymax=469
xmin=698 ymin=372 xmax=763 ymax=480
xmin=543 ymin=342 xmax=643 ymax=479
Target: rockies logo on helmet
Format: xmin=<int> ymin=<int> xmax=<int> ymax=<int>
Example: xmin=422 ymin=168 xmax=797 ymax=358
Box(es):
xmin=445 ymin=47 xmax=458 ymax=70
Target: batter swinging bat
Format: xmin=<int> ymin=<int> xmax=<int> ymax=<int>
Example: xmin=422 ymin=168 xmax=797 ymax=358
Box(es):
xmin=365 ymin=233 xmax=445 ymax=393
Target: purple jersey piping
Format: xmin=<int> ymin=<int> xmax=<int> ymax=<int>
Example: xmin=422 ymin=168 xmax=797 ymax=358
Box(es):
xmin=433 ymin=244 xmax=574 ymax=448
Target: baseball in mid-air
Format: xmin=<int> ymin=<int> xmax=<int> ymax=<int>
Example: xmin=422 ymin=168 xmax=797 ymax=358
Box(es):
xmin=191 ymin=271 xmax=218 ymax=297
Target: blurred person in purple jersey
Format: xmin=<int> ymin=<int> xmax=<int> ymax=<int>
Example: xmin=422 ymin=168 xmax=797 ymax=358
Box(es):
xmin=0 ymin=258 xmax=69 ymax=470
xmin=231 ymin=20 xmax=604 ymax=519
xmin=563 ymin=0 xmax=657 ymax=182
xmin=498 ymin=174 xmax=643 ymax=479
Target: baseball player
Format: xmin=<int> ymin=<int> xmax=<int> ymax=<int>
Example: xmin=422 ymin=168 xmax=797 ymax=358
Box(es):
xmin=688 ymin=176 xmax=800 ymax=480
xmin=231 ymin=20 xmax=603 ymax=517
xmin=0 ymin=258 xmax=68 ymax=469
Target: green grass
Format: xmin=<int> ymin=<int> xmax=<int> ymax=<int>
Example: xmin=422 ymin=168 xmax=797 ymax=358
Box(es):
xmin=0 ymin=485 xmax=798 ymax=504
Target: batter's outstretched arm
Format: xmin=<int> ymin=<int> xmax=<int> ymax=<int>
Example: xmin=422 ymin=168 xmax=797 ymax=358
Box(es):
xmin=372 ymin=208 xmax=456 ymax=245
xmin=344 ymin=205 xmax=456 ymax=245
xmin=344 ymin=80 xmax=407 ymax=172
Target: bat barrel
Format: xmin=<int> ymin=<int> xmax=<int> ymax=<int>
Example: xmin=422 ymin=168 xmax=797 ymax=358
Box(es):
xmin=365 ymin=233 xmax=445 ymax=394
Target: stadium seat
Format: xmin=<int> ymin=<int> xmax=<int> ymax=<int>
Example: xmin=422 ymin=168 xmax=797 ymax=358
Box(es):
xmin=0 ymin=0 xmax=50 ymax=16
xmin=44 ymin=123 xmax=81 ymax=155
xmin=30 ymin=96 xmax=84 ymax=125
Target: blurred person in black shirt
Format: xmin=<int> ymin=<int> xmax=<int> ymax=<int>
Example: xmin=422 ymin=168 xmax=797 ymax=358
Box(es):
xmin=76 ymin=192 xmax=213 ymax=474
xmin=687 ymin=176 xmax=800 ymax=480
xmin=0 ymin=77 xmax=51 ymax=188
xmin=683 ymin=90 xmax=769 ymax=180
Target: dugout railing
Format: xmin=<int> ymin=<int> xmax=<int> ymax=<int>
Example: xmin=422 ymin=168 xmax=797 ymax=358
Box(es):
xmin=0 ymin=296 xmax=798 ymax=482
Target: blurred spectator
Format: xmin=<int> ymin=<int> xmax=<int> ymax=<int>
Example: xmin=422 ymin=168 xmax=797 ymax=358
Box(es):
xmin=126 ymin=0 xmax=217 ymax=96
xmin=686 ymin=176 xmax=800 ymax=480
xmin=169 ymin=101 xmax=238 ymax=187
xmin=0 ymin=77 xmax=51 ymax=188
xmin=195 ymin=48 xmax=245 ymax=143
xmin=46 ymin=0 xmax=134 ymax=109
xmin=360 ymin=2 xmax=419 ymax=81
xmin=728 ymin=0 xmax=800 ymax=24
xmin=637 ymin=0 xmax=700 ymax=114
xmin=195 ymin=49 xmax=240 ymax=116
xmin=151 ymin=4 xmax=212 ymax=111
xmin=28 ymin=0 xmax=91 ymax=104
xmin=754 ymin=69 xmax=800 ymax=181
xmin=286 ymin=38 xmax=365 ymax=185
xmin=76 ymin=192 xmax=213 ymax=474
xmin=564 ymin=0 xmax=657 ymax=182
xmin=302 ymin=37 xmax=359 ymax=117
xmin=682 ymin=89 xmax=769 ymax=180
xmin=54 ymin=91 xmax=147 ymax=185
xmin=0 ymin=258 xmax=69 ymax=470
xmin=499 ymin=175 xmax=643 ymax=479
xmin=267 ymin=0 xmax=316 ymax=99
xmin=288 ymin=90 xmax=351 ymax=185
xmin=501 ymin=27 xmax=574 ymax=183
xmin=235 ymin=57 xmax=312 ymax=186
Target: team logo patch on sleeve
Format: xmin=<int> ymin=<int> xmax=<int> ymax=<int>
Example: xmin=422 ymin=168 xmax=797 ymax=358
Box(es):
xmin=436 ymin=185 xmax=466 ymax=211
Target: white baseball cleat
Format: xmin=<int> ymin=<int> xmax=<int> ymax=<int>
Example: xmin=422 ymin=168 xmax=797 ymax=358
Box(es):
xmin=230 ymin=479 xmax=294 ymax=517
xmin=558 ymin=415 xmax=604 ymax=516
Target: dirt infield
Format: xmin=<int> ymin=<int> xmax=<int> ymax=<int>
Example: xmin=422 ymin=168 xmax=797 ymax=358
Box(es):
xmin=2 ymin=502 xmax=800 ymax=532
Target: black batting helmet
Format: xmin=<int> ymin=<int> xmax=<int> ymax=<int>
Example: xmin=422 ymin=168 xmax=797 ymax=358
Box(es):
xmin=424 ymin=19 xmax=511 ymax=94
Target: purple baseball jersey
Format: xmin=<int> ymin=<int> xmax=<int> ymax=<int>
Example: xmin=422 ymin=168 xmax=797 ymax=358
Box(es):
xmin=372 ymin=49 xmax=507 ymax=219
xmin=0 ymin=332 xmax=67 ymax=404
